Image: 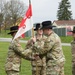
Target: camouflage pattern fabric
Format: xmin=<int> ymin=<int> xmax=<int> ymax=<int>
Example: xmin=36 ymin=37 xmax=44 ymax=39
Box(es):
xmin=6 ymin=70 xmax=19 ymax=75
xmin=5 ymin=39 xmax=22 ymax=72
xmin=26 ymin=35 xmax=47 ymax=75
xmin=71 ymin=41 xmax=75 ymax=75
xmin=32 ymin=66 xmax=46 ymax=75
xmin=5 ymin=38 xmax=32 ymax=75
xmin=46 ymin=60 xmax=65 ymax=75
xmin=32 ymin=31 xmax=65 ymax=75
xmin=31 ymin=54 xmax=46 ymax=75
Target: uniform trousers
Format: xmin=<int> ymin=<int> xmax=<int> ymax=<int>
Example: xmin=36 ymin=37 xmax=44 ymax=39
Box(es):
xmin=46 ymin=60 xmax=65 ymax=75
xmin=32 ymin=66 xmax=46 ymax=75
xmin=6 ymin=70 xmax=19 ymax=75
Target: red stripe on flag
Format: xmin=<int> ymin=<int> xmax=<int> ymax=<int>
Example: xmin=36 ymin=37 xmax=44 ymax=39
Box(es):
xmin=18 ymin=4 xmax=32 ymax=38
xmin=26 ymin=4 xmax=32 ymax=18
xmin=13 ymin=2 xmax=33 ymax=40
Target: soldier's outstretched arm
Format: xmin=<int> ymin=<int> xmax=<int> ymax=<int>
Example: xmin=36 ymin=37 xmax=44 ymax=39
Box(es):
xmin=12 ymin=41 xmax=34 ymax=61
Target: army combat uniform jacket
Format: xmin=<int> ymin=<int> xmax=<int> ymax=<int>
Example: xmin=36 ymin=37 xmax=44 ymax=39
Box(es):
xmin=32 ymin=31 xmax=65 ymax=75
xmin=5 ymin=38 xmax=32 ymax=72
xmin=71 ymin=40 xmax=75 ymax=75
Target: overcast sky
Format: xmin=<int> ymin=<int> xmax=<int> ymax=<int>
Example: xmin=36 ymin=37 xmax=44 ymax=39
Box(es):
xmin=22 ymin=0 xmax=75 ymax=23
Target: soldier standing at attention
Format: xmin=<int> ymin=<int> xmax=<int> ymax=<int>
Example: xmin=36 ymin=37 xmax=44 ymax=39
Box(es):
xmin=26 ymin=23 xmax=46 ymax=75
xmin=32 ymin=21 xmax=65 ymax=75
xmin=5 ymin=26 xmax=33 ymax=75
xmin=70 ymin=26 xmax=75 ymax=75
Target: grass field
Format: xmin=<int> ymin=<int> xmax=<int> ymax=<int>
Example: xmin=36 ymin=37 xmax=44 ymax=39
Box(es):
xmin=0 ymin=42 xmax=72 ymax=75
xmin=60 ymin=36 xmax=72 ymax=43
xmin=0 ymin=30 xmax=73 ymax=43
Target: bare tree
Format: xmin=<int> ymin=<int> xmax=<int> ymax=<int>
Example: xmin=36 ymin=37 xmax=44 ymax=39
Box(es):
xmin=0 ymin=0 xmax=6 ymax=12
xmin=3 ymin=0 xmax=27 ymax=29
xmin=0 ymin=0 xmax=5 ymax=33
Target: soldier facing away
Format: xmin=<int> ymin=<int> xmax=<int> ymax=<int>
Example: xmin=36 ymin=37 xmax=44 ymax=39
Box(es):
xmin=70 ymin=26 xmax=75 ymax=75
xmin=26 ymin=23 xmax=46 ymax=75
xmin=32 ymin=21 xmax=65 ymax=75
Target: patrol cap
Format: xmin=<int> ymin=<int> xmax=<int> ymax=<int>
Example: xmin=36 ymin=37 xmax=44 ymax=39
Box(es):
xmin=8 ymin=26 xmax=19 ymax=34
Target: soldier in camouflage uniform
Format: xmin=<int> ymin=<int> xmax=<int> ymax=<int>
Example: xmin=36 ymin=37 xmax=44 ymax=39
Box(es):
xmin=26 ymin=23 xmax=46 ymax=75
xmin=70 ymin=26 xmax=75 ymax=75
xmin=32 ymin=21 xmax=65 ymax=75
xmin=5 ymin=26 xmax=33 ymax=75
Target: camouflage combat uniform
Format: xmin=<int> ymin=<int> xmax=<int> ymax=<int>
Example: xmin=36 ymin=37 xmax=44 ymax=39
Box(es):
xmin=26 ymin=35 xmax=46 ymax=75
xmin=32 ymin=31 xmax=65 ymax=75
xmin=5 ymin=38 xmax=32 ymax=75
xmin=71 ymin=40 xmax=75 ymax=75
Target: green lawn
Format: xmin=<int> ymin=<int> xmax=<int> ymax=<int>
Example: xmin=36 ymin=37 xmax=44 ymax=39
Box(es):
xmin=60 ymin=36 xmax=72 ymax=43
xmin=0 ymin=30 xmax=73 ymax=43
xmin=0 ymin=30 xmax=11 ymax=38
xmin=0 ymin=42 xmax=72 ymax=75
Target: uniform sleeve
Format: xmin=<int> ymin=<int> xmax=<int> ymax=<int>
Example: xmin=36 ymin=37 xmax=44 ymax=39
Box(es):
xmin=32 ymin=37 xmax=55 ymax=54
xmin=25 ymin=39 xmax=34 ymax=49
xmin=12 ymin=41 xmax=33 ymax=60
